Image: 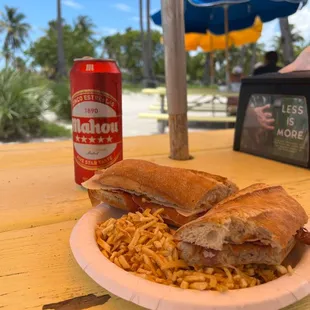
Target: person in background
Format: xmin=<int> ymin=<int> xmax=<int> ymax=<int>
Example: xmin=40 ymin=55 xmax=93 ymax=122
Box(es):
xmin=230 ymin=65 xmax=243 ymax=92
xmin=253 ymin=51 xmax=282 ymax=76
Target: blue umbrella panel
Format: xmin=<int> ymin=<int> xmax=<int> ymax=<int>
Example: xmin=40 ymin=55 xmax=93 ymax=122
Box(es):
xmin=152 ymin=0 xmax=307 ymax=35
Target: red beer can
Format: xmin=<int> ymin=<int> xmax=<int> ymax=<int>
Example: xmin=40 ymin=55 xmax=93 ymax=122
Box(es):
xmin=70 ymin=58 xmax=123 ymax=185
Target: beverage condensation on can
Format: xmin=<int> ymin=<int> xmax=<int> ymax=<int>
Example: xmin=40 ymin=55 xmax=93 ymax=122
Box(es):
xmin=70 ymin=58 xmax=123 ymax=185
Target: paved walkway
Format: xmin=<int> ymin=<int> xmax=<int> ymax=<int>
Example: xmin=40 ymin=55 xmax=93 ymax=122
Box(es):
xmin=1 ymin=93 xmax=229 ymax=144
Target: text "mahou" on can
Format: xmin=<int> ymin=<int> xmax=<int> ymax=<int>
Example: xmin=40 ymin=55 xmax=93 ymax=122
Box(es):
xmin=72 ymin=118 xmax=119 ymax=134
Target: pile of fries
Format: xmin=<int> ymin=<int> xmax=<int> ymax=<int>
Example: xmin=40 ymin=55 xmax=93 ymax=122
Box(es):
xmin=95 ymin=209 xmax=293 ymax=291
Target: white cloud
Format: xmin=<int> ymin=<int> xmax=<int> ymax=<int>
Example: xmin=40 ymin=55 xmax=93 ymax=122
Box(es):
xmin=113 ymin=3 xmax=132 ymax=12
xmin=62 ymin=0 xmax=83 ymax=9
xmin=257 ymin=4 xmax=310 ymax=49
xmin=100 ymin=27 xmax=119 ymax=36
xmin=130 ymin=16 xmax=148 ymax=24
xmin=30 ymin=25 xmax=45 ymax=39
xmin=129 ymin=16 xmax=162 ymax=32
xmin=152 ymin=24 xmax=163 ymax=33
xmin=258 ymin=20 xmax=280 ymax=50
xmin=189 ymin=50 xmax=200 ymax=56
xmin=130 ymin=16 xmax=140 ymax=22
xmin=150 ymin=8 xmax=160 ymax=15
xmin=289 ymin=6 xmax=310 ymax=42
xmin=31 ymin=25 xmax=44 ymax=34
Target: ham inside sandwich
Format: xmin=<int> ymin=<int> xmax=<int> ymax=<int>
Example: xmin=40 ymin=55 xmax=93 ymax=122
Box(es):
xmin=82 ymin=159 xmax=238 ymax=227
xmin=175 ymin=184 xmax=309 ymax=266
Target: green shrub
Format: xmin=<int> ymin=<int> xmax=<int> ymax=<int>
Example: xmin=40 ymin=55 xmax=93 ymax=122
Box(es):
xmin=0 ymin=69 xmax=49 ymax=141
xmin=48 ymin=79 xmax=72 ymax=121
xmin=40 ymin=122 xmax=71 ymax=138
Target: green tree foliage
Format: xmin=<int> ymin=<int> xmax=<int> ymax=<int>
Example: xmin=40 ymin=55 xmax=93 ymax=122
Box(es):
xmin=186 ymin=43 xmax=265 ymax=84
xmin=0 ymin=69 xmax=71 ymax=141
xmin=1 ymin=5 xmax=308 ymax=142
xmin=14 ymin=56 xmax=27 ymax=71
xmin=27 ymin=16 xmax=98 ymax=79
xmin=0 ymin=6 xmax=30 ymax=66
xmin=273 ymin=23 xmax=305 ymax=66
xmin=74 ymin=15 xmax=95 ymax=38
xmin=0 ymin=69 xmax=47 ymax=141
xmin=56 ymin=0 xmax=66 ymax=77
xmin=186 ymin=52 xmax=206 ymax=82
xmin=103 ymin=28 xmax=164 ymax=83
xmin=212 ymin=43 xmax=265 ymax=81
xmin=48 ymin=79 xmax=71 ymax=121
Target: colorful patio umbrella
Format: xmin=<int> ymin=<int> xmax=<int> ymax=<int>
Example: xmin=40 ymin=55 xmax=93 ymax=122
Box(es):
xmin=152 ymin=0 xmax=307 ymax=35
xmin=185 ymin=17 xmax=262 ymax=83
xmin=184 ymin=17 xmax=262 ymax=52
xmin=152 ymin=0 xmax=307 ymax=85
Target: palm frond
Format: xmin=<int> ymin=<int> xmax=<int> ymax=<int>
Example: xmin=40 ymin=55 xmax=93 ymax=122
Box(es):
xmin=0 ymin=6 xmax=30 ymax=59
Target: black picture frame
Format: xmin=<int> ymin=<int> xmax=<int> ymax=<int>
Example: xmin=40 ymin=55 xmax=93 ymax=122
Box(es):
xmin=233 ymin=71 xmax=310 ymax=169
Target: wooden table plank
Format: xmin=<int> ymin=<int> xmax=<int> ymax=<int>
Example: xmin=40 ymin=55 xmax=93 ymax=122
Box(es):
xmin=0 ymin=220 xmax=143 ymax=310
xmin=1 ymin=140 xmax=310 ymax=233
xmin=1 ymin=130 xmax=310 ymax=309
xmin=0 ymin=130 xmax=234 ymax=170
xmin=0 ymin=215 xmax=309 ymax=310
xmin=0 ymin=131 xmax=234 ymax=233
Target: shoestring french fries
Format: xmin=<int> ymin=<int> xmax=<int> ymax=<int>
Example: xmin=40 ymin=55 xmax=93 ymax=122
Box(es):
xmin=95 ymin=209 xmax=293 ymax=291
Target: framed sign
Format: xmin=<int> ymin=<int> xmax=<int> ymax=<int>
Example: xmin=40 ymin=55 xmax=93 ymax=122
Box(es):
xmin=234 ymin=71 xmax=310 ymax=168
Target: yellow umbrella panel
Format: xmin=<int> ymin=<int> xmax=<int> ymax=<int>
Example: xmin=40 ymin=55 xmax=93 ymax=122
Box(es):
xmin=184 ymin=17 xmax=263 ymax=52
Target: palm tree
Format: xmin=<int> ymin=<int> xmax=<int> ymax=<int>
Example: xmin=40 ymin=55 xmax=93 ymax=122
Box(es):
xmin=279 ymin=17 xmax=294 ymax=65
xmin=0 ymin=6 xmax=30 ymax=66
xmin=146 ymin=0 xmax=154 ymax=86
xmin=203 ymin=53 xmax=211 ymax=85
xmin=14 ymin=56 xmax=26 ymax=71
xmin=239 ymin=45 xmax=246 ymax=66
xmin=56 ymin=0 xmax=66 ymax=77
xmin=139 ymin=0 xmax=149 ymax=86
xmin=250 ymin=43 xmax=257 ymax=73
xmin=273 ymin=22 xmax=304 ymax=66
xmin=74 ymin=15 xmax=95 ymax=38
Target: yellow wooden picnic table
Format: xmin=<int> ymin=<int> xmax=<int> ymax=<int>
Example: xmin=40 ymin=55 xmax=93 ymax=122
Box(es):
xmin=142 ymin=87 xmax=167 ymax=96
xmin=142 ymin=87 xmax=167 ymax=113
xmin=141 ymin=87 xmax=237 ymax=97
xmin=141 ymin=87 xmax=237 ymax=113
xmin=1 ymin=130 xmax=310 ymax=309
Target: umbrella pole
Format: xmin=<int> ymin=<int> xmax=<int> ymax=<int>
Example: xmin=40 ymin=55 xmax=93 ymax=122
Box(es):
xmin=210 ymin=51 xmax=214 ymax=84
xmin=161 ymin=0 xmax=190 ymax=160
xmin=209 ymin=35 xmax=214 ymax=85
xmin=224 ymin=5 xmax=230 ymax=87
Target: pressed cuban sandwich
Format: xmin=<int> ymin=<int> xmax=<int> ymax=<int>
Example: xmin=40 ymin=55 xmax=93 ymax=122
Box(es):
xmin=175 ymin=183 xmax=310 ymax=266
xmin=82 ymin=159 xmax=238 ymax=227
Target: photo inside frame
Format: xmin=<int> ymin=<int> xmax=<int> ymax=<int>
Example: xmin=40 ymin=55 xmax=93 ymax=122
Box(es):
xmin=240 ymin=94 xmax=309 ymax=167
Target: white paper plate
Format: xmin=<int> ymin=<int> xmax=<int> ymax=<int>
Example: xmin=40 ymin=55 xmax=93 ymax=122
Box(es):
xmin=70 ymin=204 xmax=310 ymax=310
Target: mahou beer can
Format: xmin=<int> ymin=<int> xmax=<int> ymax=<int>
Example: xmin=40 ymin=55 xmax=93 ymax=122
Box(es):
xmin=70 ymin=58 xmax=123 ymax=185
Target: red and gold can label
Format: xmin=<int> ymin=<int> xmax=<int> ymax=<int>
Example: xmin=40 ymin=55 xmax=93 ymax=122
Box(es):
xmin=71 ymin=89 xmax=122 ymax=184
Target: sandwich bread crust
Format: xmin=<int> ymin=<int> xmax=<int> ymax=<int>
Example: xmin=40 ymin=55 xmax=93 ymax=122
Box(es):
xmin=175 ymin=183 xmax=308 ymax=265
xmin=84 ymin=159 xmax=238 ymax=211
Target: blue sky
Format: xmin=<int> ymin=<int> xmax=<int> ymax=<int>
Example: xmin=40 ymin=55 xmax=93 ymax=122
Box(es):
xmin=0 ymin=0 xmax=309 ymax=61
xmin=0 ymin=0 xmax=161 ymax=42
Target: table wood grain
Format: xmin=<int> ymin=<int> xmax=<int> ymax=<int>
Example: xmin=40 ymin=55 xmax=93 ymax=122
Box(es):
xmin=1 ymin=130 xmax=309 ymax=309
